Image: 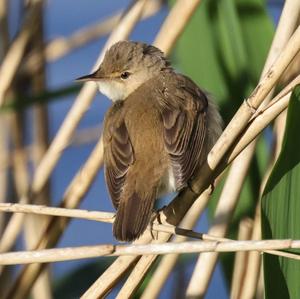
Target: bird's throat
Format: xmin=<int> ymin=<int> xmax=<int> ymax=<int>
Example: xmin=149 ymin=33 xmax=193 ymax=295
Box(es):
xmin=97 ymin=80 xmax=126 ymax=102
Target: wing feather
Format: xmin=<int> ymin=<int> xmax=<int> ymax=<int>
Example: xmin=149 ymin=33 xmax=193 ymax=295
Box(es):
xmin=159 ymin=73 xmax=208 ymax=189
xmin=104 ymin=119 xmax=134 ymax=209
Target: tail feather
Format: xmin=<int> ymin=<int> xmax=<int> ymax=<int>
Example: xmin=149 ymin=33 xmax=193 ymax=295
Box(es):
xmin=113 ymin=191 xmax=155 ymax=242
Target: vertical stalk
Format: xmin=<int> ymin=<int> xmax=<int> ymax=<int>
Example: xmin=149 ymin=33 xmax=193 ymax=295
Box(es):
xmin=23 ymin=1 xmax=52 ymax=298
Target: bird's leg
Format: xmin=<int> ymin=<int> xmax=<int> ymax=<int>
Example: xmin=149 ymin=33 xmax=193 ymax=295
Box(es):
xmin=149 ymin=206 xmax=166 ymax=240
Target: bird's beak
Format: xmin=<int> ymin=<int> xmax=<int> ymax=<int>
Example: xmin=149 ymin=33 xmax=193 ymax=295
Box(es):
xmin=75 ymin=71 xmax=100 ymax=82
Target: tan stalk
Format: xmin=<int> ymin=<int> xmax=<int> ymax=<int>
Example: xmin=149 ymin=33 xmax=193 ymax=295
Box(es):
xmin=1 ymin=239 xmax=300 ymax=266
xmin=24 ymin=2 xmax=52 ymax=298
xmin=230 ymin=218 xmax=253 ymax=299
xmin=186 ymin=147 xmax=253 ymax=297
xmin=0 ymin=0 xmax=42 ymax=106
xmin=153 ymin=0 xmax=202 ymax=53
xmin=4 ymin=1 xmax=149 ymax=298
xmin=0 ymin=203 xmax=115 ymax=223
xmin=239 ymin=204 xmax=261 ymax=299
xmin=0 ymin=112 xmax=30 ymax=253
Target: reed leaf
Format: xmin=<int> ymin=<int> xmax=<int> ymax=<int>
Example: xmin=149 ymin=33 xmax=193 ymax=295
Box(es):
xmin=262 ymin=85 xmax=300 ymax=299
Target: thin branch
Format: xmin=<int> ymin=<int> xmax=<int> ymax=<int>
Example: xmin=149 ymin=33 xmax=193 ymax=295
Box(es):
xmin=0 ymin=240 xmax=299 ymax=266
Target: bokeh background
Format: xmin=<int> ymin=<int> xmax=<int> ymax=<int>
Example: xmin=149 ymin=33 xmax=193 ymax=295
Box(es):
xmin=0 ymin=0 xmax=287 ymax=298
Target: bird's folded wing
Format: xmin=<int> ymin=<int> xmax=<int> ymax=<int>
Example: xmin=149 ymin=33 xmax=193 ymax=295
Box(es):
xmin=159 ymin=73 xmax=208 ymax=189
xmin=104 ymin=120 xmax=134 ymax=209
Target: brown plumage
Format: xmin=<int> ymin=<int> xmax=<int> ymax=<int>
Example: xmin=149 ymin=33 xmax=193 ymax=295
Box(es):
xmin=77 ymin=41 xmax=222 ymax=242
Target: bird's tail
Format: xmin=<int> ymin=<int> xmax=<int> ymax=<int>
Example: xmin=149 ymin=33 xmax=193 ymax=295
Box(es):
xmin=113 ymin=191 xmax=156 ymax=242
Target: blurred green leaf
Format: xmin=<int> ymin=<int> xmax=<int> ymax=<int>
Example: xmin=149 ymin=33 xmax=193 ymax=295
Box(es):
xmin=0 ymin=84 xmax=81 ymax=113
xmin=262 ymin=85 xmax=300 ymax=299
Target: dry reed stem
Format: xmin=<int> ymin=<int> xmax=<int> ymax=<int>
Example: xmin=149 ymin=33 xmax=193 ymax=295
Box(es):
xmin=0 ymin=197 xmax=28 ymax=253
xmin=229 ymin=92 xmax=290 ymax=164
xmin=24 ymin=0 xmax=163 ymax=74
xmin=190 ymin=24 xmax=300 ymax=196
xmin=0 ymin=0 xmax=42 ymax=106
xmin=0 ymin=202 xmax=257 ymax=244
xmin=1 ymin=239 xmax=300 ymax=265
xmin=0 ymin=203 xmax=115 ymax=223
xmin=186 ymin=147 xmax=253 ymax=297
xmin=5 ymin=2 xmax=149 ymax=297
xmin=230 ymin=218 xmax=253 ymax=299
xmin=25 ymin=5 xmax=52 ymax=298
xmin=261 ymin=0 xmax=300 ymax=77
xmin=84 ymin=23 xmax=300 ymax=299
xmin=239 ymin=204 xmax=262 ymax=299
xmin=0 ymin=113 xmax=30 ymax=256
xmin=153 ymin=0 xmax=202 ymax=54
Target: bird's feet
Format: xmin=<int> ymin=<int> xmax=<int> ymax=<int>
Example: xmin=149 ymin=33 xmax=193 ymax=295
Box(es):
xmin=149 ymin=206 xmax=166 ymax=240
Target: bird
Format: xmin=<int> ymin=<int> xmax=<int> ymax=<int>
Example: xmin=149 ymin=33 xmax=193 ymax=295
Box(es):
xmin=77 ymin=41 xmax=222 ymax=242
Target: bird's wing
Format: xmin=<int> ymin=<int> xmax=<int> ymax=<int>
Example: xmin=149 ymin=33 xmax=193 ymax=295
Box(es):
xmin=103 ymin=114 xmax=134 ymax=209
xmin=159 ymin=73 xmax=208 ymax=189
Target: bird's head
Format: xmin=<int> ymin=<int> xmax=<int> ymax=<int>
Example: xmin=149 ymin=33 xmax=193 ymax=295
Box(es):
xmin=76 ymin=41 xmax=171 ymax=101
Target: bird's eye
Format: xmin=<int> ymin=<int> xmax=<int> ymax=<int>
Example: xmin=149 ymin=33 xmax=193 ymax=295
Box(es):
xmin=120 ymin=72 xmax=130 ymax=80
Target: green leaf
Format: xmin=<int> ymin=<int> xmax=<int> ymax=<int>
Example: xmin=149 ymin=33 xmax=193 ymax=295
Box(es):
xmin=262 ymin=85 xmax=300 ymax=299
xmin=0 ymin=84 xmax=81 ymax=113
